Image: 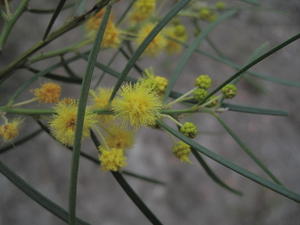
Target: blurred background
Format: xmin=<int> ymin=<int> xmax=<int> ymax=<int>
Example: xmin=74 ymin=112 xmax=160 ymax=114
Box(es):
xmin=0 ymin=0 xmax=300 ymax=224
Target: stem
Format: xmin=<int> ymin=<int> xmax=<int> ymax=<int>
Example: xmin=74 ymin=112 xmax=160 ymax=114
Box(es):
xmin=166 ymin=88 xmax=197 ymax=107
xmin=162 ymin=114 xmax=182 ymax=127
xmin=26 ymin=3 xmax=74 ymax=14
xmin=0 ymin=0 xmax=111 ymax=83
xmin=4 ymin=0 xmax=11 ymax=16
xmin=28 ymin=39 xmax=92 ymax=64
xmin=60 ymin=56 xmax=80 ymax=79
xmin=204 ymin=32 xmax=300 ymax=103
xmin=12 ymin=98 xmax=38 ymax=107
xmin=161 ymin=108 xmax=197 ymax=115
xmin=199 ymin=95 xmax=222 ymax=108
xmin=206 ymin=36 xmax=225 ymax=58
xmin=68 ymin=5 xmax=112 ymax=224
xmin=0 ymin=0 xmax=30 ymax=51
xmin=94 ymin=48 xmax=121 ymax=88
xmin=1 ymin=114 xmax=8 ymax=123
xmin=0 ymin=106 xmax=54 ymax=115
xmin=93 ymin=126 xmax=109 ymax=149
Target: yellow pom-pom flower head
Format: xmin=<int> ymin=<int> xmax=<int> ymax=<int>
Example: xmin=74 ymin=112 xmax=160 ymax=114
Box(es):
xmin=98 ymin=147 xmax=127 ymax=171
xmin=105 ymin=126 xmax=135 ymax=150
xmin=172 ymin=141 xmax=192 ymax=163
xmin=129 ymin=0 xmax=156 ymax=24
xmin=112 ymin=82 xmax=163 ymax=128
xmin=165 ymin=24 xmax=188 ymax=54
xmin=0 ymin=118 xmax=23 ymax=141
xmin=135 ymin=23 xmax=167 ymax=56
xmin=34 ymin=82 xmax=61 ymax=103
xmin=49 ymin=99 xmax=97 ymax=146
xmin=86 ymin=9 xmax=105 ymax=31
xmin=85 ymin=10 xmax=122 ymax=49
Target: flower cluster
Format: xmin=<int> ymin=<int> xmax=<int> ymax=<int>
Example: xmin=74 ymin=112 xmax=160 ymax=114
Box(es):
xmin=84 ymin=2 xmax=189 ymax=56
xmin=85 ymin=9 xmax=122 ymax=48
xmin=49 ymin=99 xmax=97 ymax=146
xmin=0 ymin=1 xmax=239 ymax=171
xmin=172 ymin=141 xmax=192 ymax=163
xmin=112 ymin=81 xmax=163 ymax=128
xmin=34 ymin=82 xmax=61 ymax=103
xmin=129 ymin=0 xmax=156 ymax=24
xmin=0 ymin=119 xmax=22 ymax=142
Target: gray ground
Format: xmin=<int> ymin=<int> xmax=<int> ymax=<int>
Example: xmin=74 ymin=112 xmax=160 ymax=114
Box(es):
xmin=0 ymin=0 xmax=300 ymax=225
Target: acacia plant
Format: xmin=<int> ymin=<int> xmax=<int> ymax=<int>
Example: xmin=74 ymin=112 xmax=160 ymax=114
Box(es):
xmin=0 ymin=0 xmax=299 ymax=224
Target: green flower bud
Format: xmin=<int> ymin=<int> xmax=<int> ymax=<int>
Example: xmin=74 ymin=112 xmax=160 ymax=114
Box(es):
xmin=215 ymin=1 xmax=226 ymax=10
xmin=221 ymin=84 xmax=237 ymax=99
xmin=172 ymin=141 xmax=192 ymax=163
xmin=195 ymin=74 xmax=212 ymax=89
xmin=180 ymin=122 xmax=198 ymax=138
xmin=199 ymin=8 xmax=217 ymax=22
xmin=206 ymin=95 xmax=219 ymax=108
xmin=193 ymin=88 xmax=208 ymax=102
xmin=174 ymin=24 xmax=186 ymax=37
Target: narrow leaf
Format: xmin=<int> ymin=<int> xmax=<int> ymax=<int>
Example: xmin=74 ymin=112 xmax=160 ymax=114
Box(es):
xmin=94 ymin=48 xmax=121 ymax=88
xmin=233 ymin=42 xmax=270 ymax=85
xmin=74 ymin=0 xmax=86 ymax=15
xmin=240 ymin=0 xmax=260 ymax=5
xmin=7 ymin=53 xmax=83 ymax=106
xmin=27 ymin=3 xmax=74 ymax=14
xmin=163 ymin=9 xmax=237 ymax=102
xmin=27 ymin=67 xmax=82 ymax=84
xmin=158 ymin=121 xmax=300 ymax=203
xmin=0 ymin=129 xmax=43 ymax=154
xmin=68 ymin=6 xmax=111 ymax=224
xmin=109 ymin=0 xmax=192 ymax=101
xmin=204 ymin=32 xmax=300 ymax=102
xmin=192 ymin=150 xmax=243 ymax=196
xmin=172 ymin=39 xmax=300 ymax=88
xmin=90 ymin=131 xmax=164 ymax=225
xmin=222 ymin=103 xmax=288 ymax=116
xmin=43 ymin=0 xmax=67 ymax=40
xmin=36 ymin=118 xmax=165 ymax=186
xmin=60 ymin=56 xmax=81 ymax=79
xmin=112 ymin=172 xmax=164 ymax=225
xmin=0 ymin=160 xmax=90 ymax=225
xmin=213 ymin=114 xmax=282 ymax=185
xmin=116 ymin=0 xmax=135 ymax=25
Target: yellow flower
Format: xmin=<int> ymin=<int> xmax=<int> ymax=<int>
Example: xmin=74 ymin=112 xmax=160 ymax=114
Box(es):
xmin=98 ymin=147 xmax=127 ymax=171
xmin=112 ymin=82 xmax=163 ymax=128
xmin=135 ymin=23 xmax=167 ymax=56
xmin=34 ymin=82 xmax=61 ymax=103
xmin=49 ymin=99 xmax=97 ymax=146
xmin=0 ymin=119 xmax=22 ymax=141
xmin=86 ymin=9 xmax=105 ymax=31
xmin=199 ymin=8 xmax=217 ymax=22
xmin=102 ymin=21 xmax=122 ymax=48
xmin=129 ymin=0 xmax=156 ymax=24
xmin=139 ymin=68 xmax=168 ymax=95
xmin=165 ymin=24 xmax=187 ymax=54
xmin=105 ymin=126 xmax=135 ymax=150
xmin=172 ymin=141 xmax=192 ymax=163
xmin=86 ymin=10 xmax=122 ymax=48
xmin=90 ymin=88 xmax=114 ymax=123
